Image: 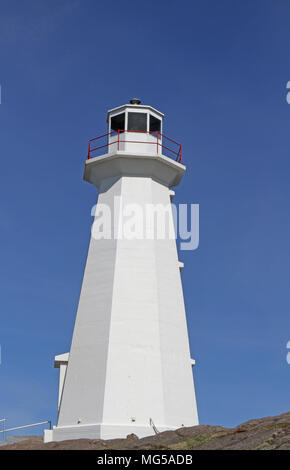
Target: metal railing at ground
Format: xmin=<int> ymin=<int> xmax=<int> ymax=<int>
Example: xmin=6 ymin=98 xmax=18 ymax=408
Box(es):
xmin=0 ymin=420 xmax=51 ymax=440
xmin=150 ymin=418 xmax=160 ymax=435
xmin=0 ymin=419 xmax=6 ymax=441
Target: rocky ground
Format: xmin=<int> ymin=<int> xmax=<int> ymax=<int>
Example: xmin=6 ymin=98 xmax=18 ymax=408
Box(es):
xmin=1 ymin=411 xmax=290 ymax=450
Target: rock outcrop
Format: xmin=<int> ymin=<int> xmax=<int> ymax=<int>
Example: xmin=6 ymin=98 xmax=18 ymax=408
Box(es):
xmin=1 ymin=411 xmax=290 ymax=450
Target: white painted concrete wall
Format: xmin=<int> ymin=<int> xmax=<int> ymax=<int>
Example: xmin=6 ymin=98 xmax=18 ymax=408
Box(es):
xmin=48 ymin=152 xmax=198 ymax=442
xmin=54 ymin=353 xmax=69 ymax=410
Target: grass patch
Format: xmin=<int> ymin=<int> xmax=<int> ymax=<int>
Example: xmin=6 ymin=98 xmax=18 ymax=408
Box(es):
xmin=168 ymin=432 xmax=231 ymax=450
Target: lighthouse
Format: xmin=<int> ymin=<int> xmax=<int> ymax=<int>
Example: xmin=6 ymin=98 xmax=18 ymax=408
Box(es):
xmin=44 ymin=100 xmax=199 ymax=442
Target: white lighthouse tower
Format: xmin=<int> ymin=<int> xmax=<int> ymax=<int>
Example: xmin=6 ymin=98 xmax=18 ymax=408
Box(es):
xmin=45 ymin=100 xmax=198 ymax=442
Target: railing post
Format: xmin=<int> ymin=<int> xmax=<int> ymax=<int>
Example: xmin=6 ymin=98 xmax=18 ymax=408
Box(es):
xmin=156 ymin=131 xmax=159 ymax=154
xmin=118 ymin=130 xmax=120 ymax=151
xmin=180 ymin=145 xmax=182 ymax=163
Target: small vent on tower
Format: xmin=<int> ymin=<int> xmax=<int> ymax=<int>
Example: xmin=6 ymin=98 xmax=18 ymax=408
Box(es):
xmin=130 ymin=98 xmax=141 ymax=105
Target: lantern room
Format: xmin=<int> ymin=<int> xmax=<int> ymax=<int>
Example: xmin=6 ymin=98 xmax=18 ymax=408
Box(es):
xmin=107 ymin=99 xmax=164 ymax=155
xmin=87 ymin=100 xmax=183 ymax=163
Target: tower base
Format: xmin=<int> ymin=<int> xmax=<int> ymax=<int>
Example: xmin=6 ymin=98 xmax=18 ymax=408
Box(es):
xmin=44 ymin=423 xmax=179 ymax=443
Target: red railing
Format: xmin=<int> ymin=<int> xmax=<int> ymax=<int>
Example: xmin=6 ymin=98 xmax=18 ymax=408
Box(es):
xmin=87 ymin=130 xmax=183 ymax=163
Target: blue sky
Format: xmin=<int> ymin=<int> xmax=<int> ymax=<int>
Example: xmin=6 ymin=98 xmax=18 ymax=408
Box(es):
xmin=1 ymin=0 xmax=290 ymax=433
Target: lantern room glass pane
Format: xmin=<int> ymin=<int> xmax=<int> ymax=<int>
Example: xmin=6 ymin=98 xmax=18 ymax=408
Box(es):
xmin=149 ymin=115 xmax=161 ymax=133
xmin=127 ymin=112 xmax=147 ymax=132
xmin=111 ymin=113 xmax=125 ymax=133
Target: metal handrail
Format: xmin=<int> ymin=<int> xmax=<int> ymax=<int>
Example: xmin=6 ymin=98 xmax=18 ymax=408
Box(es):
xmin=0 ymin=420 xmax=51 ymax=440
xmin=149 ymin=418 xmax=160 ymax=435
xmin=0 ymin=419 xmax=6 ymax=441
xmin=87 ymin=130 xmax=183 ymax=163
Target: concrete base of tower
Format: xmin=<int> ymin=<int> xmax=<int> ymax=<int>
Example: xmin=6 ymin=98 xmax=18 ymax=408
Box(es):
xmin=43 ymin=422 xmax=189 ymax=443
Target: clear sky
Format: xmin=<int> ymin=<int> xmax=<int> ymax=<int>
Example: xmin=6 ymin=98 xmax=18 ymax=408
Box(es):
xmin=0 ymin=0 xmax=290 ymax=433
